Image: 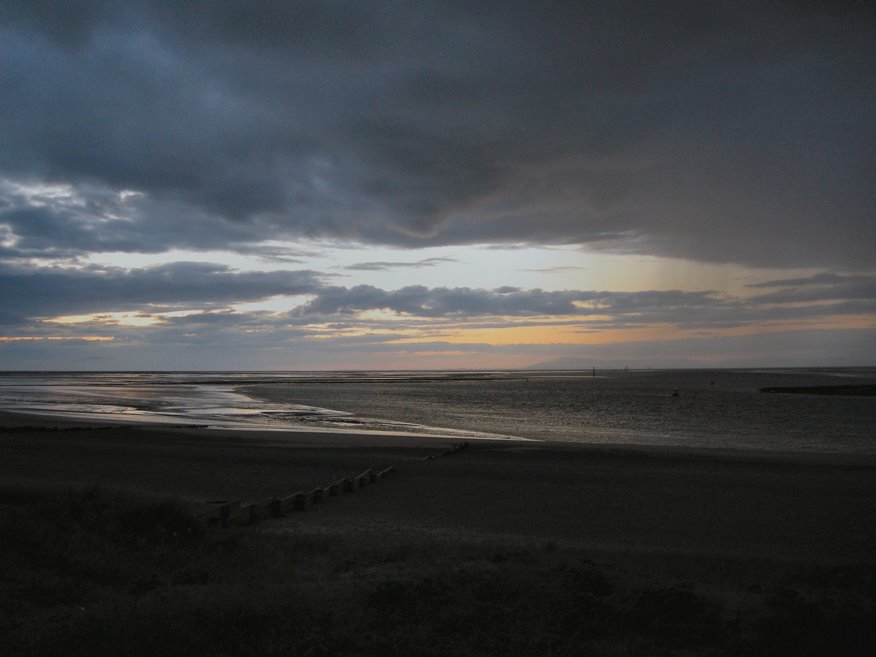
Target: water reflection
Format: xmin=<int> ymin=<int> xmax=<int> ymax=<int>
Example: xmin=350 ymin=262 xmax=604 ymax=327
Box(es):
xmin=0 ymin=373 xmax=518 ymax=439
xmin=1 ymin=369 xmax=874 ymax=451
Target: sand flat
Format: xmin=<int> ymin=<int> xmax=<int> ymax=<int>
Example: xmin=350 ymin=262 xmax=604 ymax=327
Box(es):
xmin=2 ymin=410 xmax=874 ymax=562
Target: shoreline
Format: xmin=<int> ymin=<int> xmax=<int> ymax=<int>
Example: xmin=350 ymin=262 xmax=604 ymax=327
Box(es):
xmin=0 ymin=407 xmax=528 ymax=444
xmin=0 ymin=405 xmax=529 ymax=442
xmin=760 ymin=383 xmax=876 ymax=396
xmin=2 ymin=407 xmax=873 ymax=465
xmin=6 ymin=368 xmax=876 ymax=454
xmin=2 ymin=409 xmax=875 ymax=563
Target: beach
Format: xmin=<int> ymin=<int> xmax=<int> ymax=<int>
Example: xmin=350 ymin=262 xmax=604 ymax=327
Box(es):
xmin=3 ymin=409 xmax=874 ymax=563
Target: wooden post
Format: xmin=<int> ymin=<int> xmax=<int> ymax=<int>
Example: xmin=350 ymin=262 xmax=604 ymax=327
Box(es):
xmin=240 ymin=503 xmax=260 ymax=524
xmin=377 ymin=466 xmax=395 ymax=479
xmin=292 ymin=491 xmax=307 ymax=511
xmin=215 ymin=501 xmax=240 ymax=528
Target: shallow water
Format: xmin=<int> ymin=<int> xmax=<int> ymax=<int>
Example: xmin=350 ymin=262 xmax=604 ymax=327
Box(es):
xmin=0 ymin=372 xmax=517 ymax=439
xmin=1 ymin=369 xmax=875 ymax=453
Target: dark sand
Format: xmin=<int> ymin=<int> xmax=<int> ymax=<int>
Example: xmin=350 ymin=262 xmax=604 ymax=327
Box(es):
xmin=2 ymin=410 xmax=874 ymax=563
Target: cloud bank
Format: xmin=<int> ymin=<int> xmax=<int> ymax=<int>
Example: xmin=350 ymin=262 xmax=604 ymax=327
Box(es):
xmin=2 ymin=260 xmax=873 ymax=331
xmin=1 ymin=1 xmax=873 ymax=267
xmin=2 ymin=256 xmax=873 ymax=369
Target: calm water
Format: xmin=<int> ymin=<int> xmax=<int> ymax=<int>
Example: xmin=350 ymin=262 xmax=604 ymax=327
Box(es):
xmin=1 ymin=369 xmax=875 ymax=454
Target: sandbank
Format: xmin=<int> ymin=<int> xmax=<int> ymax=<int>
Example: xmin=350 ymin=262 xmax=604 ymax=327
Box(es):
xmin=2 ymin=409 xmax=874 ymax=563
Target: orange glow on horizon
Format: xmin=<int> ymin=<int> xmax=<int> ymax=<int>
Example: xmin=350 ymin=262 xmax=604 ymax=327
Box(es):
xmin=387 ymin=314 xmax=876 ymax=346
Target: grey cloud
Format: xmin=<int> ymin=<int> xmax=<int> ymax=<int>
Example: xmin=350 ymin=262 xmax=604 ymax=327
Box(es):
xmin=287 ymin=284 xmax=770 ymax=327
xmin=287 ymin=282 xmax=876 ymax=330
xmin=289 ymin=285 xmax=587 ymax=317
xmin=0 ymin=262 xmax=323 ymax=324
xmin=747 ymin=273 xmax=859 ymax=288
xmin=3 ymin=271 xmax=874 ymax=369
xmin=0 ymin=2 xmax=872 ymax=266
xmin=0 ymin=181 xmax=288 ymax=258
xmin=519 ymin=266 xmax=586 ymax=273
xmin=746 ymin=273 xmax=876 ymax=304
xmin=344 ymin=257 xmax=458 ymax=271
xmin=3 ymin=262 xmax=872 ymax=334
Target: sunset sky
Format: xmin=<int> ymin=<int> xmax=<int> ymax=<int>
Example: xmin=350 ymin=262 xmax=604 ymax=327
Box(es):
xmin=1 ymin=1 xmax=874 ymax=370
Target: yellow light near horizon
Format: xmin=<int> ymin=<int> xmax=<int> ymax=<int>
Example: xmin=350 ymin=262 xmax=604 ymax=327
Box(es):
xmin=304 ymin=326 xmax=404 ymax=340
xmin=386 ymin=314 xmax=876 ymax=347
xmin=385 ymin=321 xmax=603 ymax=345
xmin=44 ymin=309 xmax=208 ymax=327
xmin=382 ymin=351 xmax=537 ymax=370
xmin=395 ymin=324 xmax=669 ymax=346
xmin=46 ymin=311 xmax=159 ymax=327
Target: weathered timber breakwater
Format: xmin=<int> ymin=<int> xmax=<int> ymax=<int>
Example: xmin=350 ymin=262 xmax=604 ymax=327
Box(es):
xmin=205 ymin=441 xmax=470 ymax=528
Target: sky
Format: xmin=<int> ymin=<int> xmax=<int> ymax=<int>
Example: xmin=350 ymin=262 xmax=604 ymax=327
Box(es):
xmin=1 ymin=1 xmax=874 ymax=370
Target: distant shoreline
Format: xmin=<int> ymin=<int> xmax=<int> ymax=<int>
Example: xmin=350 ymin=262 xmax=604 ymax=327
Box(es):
xmin=760 ymin=384 xmax=876 ymax=396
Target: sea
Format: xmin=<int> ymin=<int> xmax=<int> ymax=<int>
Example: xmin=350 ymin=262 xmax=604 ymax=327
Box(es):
xmin=1 ymin=369 xmax=875 ymax=455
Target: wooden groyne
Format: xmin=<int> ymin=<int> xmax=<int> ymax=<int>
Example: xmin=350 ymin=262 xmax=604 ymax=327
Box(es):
xmin=204 ymin=441 xmax=470 ymax=529
xmin=422 ymin=441 xmax=469 ymax=460
xmin=204 ymin=466 xmax=396 ymax=529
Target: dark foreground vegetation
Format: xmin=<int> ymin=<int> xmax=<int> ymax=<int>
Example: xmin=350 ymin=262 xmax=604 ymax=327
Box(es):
xmin=2 ymin=486 xmax=874 ymax=657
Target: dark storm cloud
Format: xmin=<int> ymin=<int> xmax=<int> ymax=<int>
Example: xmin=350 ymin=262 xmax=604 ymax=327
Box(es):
xmin=0 ymin=1 xmax=873 ymax=266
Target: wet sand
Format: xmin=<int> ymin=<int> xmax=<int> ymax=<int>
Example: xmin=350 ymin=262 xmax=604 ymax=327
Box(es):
xmin=2 ymin=410 xmax=874 ymax=562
